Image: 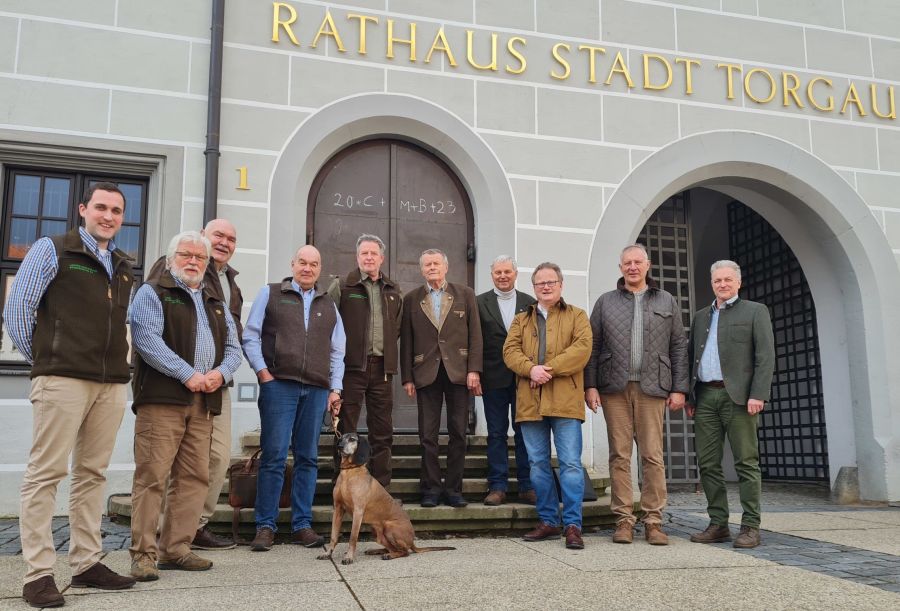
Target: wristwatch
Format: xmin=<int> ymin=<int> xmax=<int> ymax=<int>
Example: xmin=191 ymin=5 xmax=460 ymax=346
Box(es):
xmin=331 ymin=388 xmax=342 ymax=396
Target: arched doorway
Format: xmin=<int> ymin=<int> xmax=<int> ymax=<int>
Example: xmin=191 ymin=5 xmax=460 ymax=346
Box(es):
xmin=590 ymin=131 xmax=900 ymax=502
xmin=306 ymin=138 xmax=475 ymax=431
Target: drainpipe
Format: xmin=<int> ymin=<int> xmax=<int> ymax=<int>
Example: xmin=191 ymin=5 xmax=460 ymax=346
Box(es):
xmin=203 ymin=0 xmax=225 ymax=225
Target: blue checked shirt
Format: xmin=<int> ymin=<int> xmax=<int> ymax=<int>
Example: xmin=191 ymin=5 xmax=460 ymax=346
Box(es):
xmin=130 ymin=275 xmax=242 ymax=384
xmin=427 ymin=282 xmax=446 ymax=321
xmin=242 ymin=281 xmax=346 ymax=390
xmin=4 ymin=228 xmax=115 ymax=363
xmin=697 ymin=294 xmax=739 ymax=382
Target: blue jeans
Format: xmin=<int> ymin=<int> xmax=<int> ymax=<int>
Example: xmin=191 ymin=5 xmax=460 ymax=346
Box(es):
xmin=255 ymin=379 xmax=328 ymax=532
xmin=483 ymin=385 xmax=532 ymax=493
xmin=520 ymin=417 xmax=584 ymax=529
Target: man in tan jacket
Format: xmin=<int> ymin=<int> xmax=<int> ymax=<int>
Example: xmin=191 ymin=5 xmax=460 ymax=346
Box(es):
xmin=503 ymin=262 xmax=593 ymax=549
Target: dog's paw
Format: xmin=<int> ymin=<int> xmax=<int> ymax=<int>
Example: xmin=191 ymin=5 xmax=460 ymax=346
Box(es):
xmin=341 ymin=556 xmax=355 ymax=565
xmin=381 ymin=554 xmax=392 ymax=561
xmin=316 ymin=553 xmax=331 ymax=560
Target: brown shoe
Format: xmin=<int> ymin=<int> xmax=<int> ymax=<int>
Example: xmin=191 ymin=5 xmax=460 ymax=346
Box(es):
xmin=733 ymin=525 xmax=761 ymax=549
xmin=564 ymin=525 xmax=584 ymax=550
xmin=518 ymin=489 xmax=537 ymax=505
xmin=158 ymin=552 xmax=213 ymax=571
xmin=71 ymin=562 xmax=136 ymax=590
xmin=644 ymin=523 xmax=669 ymax=546
xmin=522 ymin=522 xmax=562 ymax=541
xmin=192 ymin=526 xmax=237 ymax=550
xmin=130 ymin=554 xmax=159 ymax=582
xmin=22 ymin=576 xmax=64 ymax=608
xmin=483 ymin=490 xmax=506 ymax=505
xmin=612 ymin=521 xmax=633 ymax=544
xmin=250 ymin=527 xmax=275 ymax=552
xmin=690 ymin=523 xmax=732 ymax=543
xmin=292 ymin=527 xmax=325 ymax=548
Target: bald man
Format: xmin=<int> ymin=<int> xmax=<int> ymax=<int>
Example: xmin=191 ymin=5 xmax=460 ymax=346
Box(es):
xmin=145 ymin=218 xmax=244 ymax=550
xmin=242 ymin=245 xmax=346 ymax=551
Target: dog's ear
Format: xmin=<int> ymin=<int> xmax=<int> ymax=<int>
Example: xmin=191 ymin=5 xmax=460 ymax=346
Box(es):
xmin=353 ymin=435 xmax=371 ymax=466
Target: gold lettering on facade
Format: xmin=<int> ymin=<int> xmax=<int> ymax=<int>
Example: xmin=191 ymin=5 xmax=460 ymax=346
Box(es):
xmin=310 ymin=10 xmax=346 ymax=52
xmin=871 ymin=84 xmax=897 ymax=119
xmin=605 ymin=51 xmax=634 ymax=88
xmin=551 ymin=43 xmax=571 ymax=80
xmin=643 ymin=54 xmax=673 ymax=91
xmin=841 ymin=82 xmax=867 ymax=116
xmin=347 ymin=14 xmax=378 ymax=55
xmin=426 ymin=27 xmax=458 ymax=66
xmin=717 ymin=63 xmax=743 ymax=100
xmin=467 ymin=31 xmax=499 ymax=71
xmin=744 ymin=68 xmax=776 ymax=104
xmin=807 ymin=77 xmax=834 ymax=111
xmin=236 ymin=167 xmax=250 ymax=191
xmin=578 ymin=45 xmax=606 ymax=84
xmin=386 ymin=19 xmax=416 ymax=62
xmin=506 ymin=37 xmax=527 ymax=74
xmin=782 ymin=72 xmax=805 ymax=108
xmin=676 ymin=58 xmax=701 ymax=95
xmin=271 ymin=2 xmax=299 ymax=45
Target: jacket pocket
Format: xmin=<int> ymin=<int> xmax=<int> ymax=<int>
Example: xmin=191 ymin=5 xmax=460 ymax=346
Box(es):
xmin=597 ymin=352 xmax=613 ymax=386
xmin=657 ymin=354 xmax=672 ymax=392
xmin=729 ymin=323 xmax=751 ymax=343
xmin=413 ymin=354 xmax=425 ymax=364
xmin=458 ymin=347 xmax=469 ymax=357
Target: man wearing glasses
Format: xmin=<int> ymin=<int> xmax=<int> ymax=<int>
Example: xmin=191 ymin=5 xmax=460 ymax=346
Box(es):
xmin=502 ymin=262 xmax=592 ymax=549
xmin=128 ymin=231 xmax=243 ymax=581
xmin=584 ymin=244 xmax=689 ymax=546
xmin=145 ymin=219 xmax=244 ymax=551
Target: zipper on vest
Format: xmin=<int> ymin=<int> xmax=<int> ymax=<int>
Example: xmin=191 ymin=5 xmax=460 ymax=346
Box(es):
xmin=102 ymin=281 xmax=112 ymax=383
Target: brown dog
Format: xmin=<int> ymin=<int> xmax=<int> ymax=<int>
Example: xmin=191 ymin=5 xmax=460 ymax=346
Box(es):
xmin=317 ymin=433 xmax=455 ymax=565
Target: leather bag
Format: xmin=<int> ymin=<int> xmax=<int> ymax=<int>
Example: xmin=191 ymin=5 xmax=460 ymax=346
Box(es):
xmin=228 ymin=449 xmax=292 ymax=543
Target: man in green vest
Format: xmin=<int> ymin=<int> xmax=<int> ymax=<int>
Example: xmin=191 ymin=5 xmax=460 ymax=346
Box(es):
xmin=128 ymin=231 xmax=243 ymax=581
xmin=5 ymin=183 xmax=137 ymax=607
xmin=328 ymin=234 xmax=402 ymax=488
xmin=687 ymin=259 xmax=775 ymax=549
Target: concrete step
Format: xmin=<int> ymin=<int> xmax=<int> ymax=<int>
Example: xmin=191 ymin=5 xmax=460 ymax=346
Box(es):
xmin=240 ymin=431 xmax=506 ymax=456
xmin=211 ymin=473 xmax=610 ymax=503
xmin=108 ymin=495 xmax=624 ymax=534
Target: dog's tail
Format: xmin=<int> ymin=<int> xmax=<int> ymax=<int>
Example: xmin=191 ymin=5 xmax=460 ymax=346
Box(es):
xmin=411 ymin=545 xmax=456 ymax=554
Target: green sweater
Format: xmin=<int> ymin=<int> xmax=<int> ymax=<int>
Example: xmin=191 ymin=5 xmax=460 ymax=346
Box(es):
xmin=688 ymin=298 xmax=775 ymax=405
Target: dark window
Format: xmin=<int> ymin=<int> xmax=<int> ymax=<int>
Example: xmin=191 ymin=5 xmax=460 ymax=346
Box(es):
xmin=0 ymin=167 xmax=149 ymax=365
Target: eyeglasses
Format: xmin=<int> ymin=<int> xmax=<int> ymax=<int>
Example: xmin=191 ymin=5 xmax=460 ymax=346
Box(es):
xmin=174 ymin=251 xmax=209 ymax=263
xmin=533 ymin=280 xmax=560 ymax=289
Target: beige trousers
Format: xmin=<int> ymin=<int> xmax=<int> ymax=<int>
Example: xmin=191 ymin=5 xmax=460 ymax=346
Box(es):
xmin=601 ymin=382 xmax=667 ymax=526
xmin=129 ymin=395 xmax=212 ymax=562
xmin=20 ymin=376 xmax=127 ymax=584
xmin=199 ymin=390 xmax=231 ymax=527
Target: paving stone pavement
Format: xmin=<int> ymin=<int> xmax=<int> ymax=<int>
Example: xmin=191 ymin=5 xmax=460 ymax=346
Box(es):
xmin=2 ymin=482 xmax=899 ymax=599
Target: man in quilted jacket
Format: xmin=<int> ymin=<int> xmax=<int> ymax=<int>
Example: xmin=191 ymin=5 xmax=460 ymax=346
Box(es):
xmin=584 ymin=244 xmax=689 ymax=546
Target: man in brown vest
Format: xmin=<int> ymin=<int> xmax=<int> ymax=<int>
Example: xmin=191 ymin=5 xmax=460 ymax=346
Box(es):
xmin=128 ymin=231 xmax=243 ymax=582
xmin=145 ymin=218 xmax=243 ymax=551
xmin=5 ymin=183 xmax=137 ymax=607
xmin=327 ymin=234 xmax=402 ymax=488
xmin=242 ymin=245 xmax=346 ymax=551
xmin=401 ymin=249 xmax=483 ymax=508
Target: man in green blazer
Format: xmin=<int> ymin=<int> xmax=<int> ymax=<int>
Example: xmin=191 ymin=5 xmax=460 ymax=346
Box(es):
xmin=687 ymin=260 xmax=775 ymax=549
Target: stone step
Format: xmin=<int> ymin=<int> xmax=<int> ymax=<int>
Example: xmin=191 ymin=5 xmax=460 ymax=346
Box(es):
xmin=240 ymin=431 xmax=508 ymax=456
xmin=108 ymin=495 xmax=624 ymax=534
xmin=212 ymin=474 xmax=610 ymax=503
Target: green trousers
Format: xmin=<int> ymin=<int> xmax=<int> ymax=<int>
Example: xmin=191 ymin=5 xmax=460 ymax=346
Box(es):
xmin=694 ymin=385 xmax=762 ymax=528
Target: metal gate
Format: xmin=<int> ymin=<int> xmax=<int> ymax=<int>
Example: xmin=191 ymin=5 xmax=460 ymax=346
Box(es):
xmin=638 ymin=192 xmax=699 ymax=483
xmin=727 ymin=202 xmax=829 ymax=481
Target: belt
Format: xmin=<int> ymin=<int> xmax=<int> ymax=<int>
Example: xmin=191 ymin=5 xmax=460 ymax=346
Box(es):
xmin=700 ymin=380 xmax=725 ymax=388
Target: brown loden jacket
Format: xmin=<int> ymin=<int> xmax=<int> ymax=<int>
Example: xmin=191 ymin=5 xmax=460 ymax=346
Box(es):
xmin=502 ymin=299 xmax=593 ymax=422
xmin=400 ymin=282 xmax=483 ymax=388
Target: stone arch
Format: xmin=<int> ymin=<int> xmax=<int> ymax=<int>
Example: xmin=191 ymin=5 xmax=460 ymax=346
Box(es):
xmin=590 ymin=131 xmax=900 ymax=502
xmin=268 ymin=92 xmax=517 ymax=293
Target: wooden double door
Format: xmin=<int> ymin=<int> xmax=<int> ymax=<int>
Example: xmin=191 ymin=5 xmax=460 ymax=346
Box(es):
xmin=308 ymin=139 xmax=474 ymax=431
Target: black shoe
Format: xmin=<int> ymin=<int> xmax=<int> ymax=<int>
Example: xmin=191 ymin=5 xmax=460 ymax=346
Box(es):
xmin=445 ymin=494 xmax=468 ymax=508
xmin=420 ymin=494 xmax=439 ymax=508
